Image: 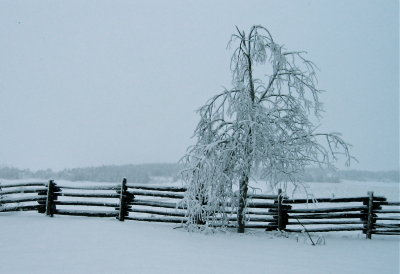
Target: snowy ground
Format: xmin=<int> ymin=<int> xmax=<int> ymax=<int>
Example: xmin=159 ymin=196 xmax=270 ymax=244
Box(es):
xmin=0 ymin=213 xmax=399 ymax=274
xmin=0 ymin=179 xmax=399 ymax=273
xmin=251 ymin=180 xmax=400 ymax=201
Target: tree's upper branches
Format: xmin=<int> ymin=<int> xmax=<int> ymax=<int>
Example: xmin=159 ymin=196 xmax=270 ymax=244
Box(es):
xmin=181 ymin=25 xmax=353 ymax=227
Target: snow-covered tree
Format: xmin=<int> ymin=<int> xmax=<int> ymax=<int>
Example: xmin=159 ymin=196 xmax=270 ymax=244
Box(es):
xmin=181 ymin=25 xmax=352 ymax=233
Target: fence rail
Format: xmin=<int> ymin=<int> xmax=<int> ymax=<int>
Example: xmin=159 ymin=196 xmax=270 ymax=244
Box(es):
xmin=1 ymin=179 xmax=399 ymax=239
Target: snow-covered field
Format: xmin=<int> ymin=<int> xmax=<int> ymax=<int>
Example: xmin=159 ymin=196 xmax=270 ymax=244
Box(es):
xmin=0 ymin=213 xmax=399 ymax=274
xmin=0 ymin=179 xmax=399 ymax=274
xmin=251 ymin=180 xmax=400 ymax=201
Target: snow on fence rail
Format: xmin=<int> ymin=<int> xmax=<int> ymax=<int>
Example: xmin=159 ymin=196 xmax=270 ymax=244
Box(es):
xmin=265 ymin=191 xmax=400 ymax=237
xmin=0 ymin=180 xmax=399 ymax=238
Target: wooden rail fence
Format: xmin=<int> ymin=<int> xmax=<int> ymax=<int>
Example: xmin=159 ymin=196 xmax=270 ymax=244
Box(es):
xmin=1 ymin=179 xmax=399 ymax=239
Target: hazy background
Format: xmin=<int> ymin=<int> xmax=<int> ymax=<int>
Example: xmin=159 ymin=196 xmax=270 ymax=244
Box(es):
xmin=0 ymin=0 xmax=398 ymax=172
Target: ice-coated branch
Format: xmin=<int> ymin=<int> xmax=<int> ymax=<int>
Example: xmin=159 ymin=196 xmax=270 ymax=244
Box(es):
xmin=181 ymin=25 xmax=353 ymax=232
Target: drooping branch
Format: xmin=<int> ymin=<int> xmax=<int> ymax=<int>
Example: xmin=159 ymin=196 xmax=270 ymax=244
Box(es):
xmin=181 ymin=25 xmax=353 ymax=231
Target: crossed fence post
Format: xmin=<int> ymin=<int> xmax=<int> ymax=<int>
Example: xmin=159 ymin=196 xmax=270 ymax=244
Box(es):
xmin=44 ymin=180 xmax=60 ymax=217
xmin=365 ymin=191 xmax=375 ymax=239
xmin=265 ymin=189 xmax=290 ymax=231
xmin=117 ymin=178 xmax=134 ymax=221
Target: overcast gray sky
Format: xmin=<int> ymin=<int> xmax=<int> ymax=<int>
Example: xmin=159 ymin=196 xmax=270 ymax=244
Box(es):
xmin=0 ymin=0 xmax=398 ymax=171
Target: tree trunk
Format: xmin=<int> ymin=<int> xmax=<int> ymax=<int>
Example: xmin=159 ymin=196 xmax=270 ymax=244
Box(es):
xmin=237 ymin=175 xmax=249 ymax=233
xmin=195 ymin=182 xmax=207 ymax=225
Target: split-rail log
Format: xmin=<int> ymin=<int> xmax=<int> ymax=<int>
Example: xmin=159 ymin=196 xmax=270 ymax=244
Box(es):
xmin=1 ymin=181 xmax=399 ymax=239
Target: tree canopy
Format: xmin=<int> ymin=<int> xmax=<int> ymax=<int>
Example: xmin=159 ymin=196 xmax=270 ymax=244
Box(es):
xmin=181 ymin=25 xmax=352 ymax=232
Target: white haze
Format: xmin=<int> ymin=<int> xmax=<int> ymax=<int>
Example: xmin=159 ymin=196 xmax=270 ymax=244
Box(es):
xmin=0 ymin=0 xmax=398 ymax=171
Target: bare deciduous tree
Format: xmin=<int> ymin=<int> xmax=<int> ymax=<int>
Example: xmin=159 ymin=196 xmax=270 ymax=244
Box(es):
xmin=181 ymin=25 xmax=352 ymax=233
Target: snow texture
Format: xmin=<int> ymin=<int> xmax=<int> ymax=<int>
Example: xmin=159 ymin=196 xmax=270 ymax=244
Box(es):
xmin=0 ymin=213 xmax=398 ymax=274
xmin=0 ymin=180 xmax=399 ymax=274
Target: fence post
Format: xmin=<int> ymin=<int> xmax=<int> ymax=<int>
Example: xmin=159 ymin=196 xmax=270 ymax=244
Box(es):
xmin=45 ymin=180 xmax=55 ymax=217
xmin=277 ymin=189 xmax=284 ymax=230
xmin=0 ymin=183 xmax=3 ymax=210
xmin=118 ymin=178 xmax=127 ymax=221
xmin=366 ymin=191 xmax=374 ymax=239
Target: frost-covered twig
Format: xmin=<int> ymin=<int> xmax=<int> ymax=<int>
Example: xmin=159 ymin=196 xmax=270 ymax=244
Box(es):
xmin=181 ymin=25 xmax=353 ymax=233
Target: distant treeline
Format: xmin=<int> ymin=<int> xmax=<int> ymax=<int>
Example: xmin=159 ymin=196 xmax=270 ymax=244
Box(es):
xmin=0 ymin=164 xmax=180 ymax=183
xmin=301 ymin=168 xmax=399 ymax=183
xmin=337 ymin=169 xmax=399 ymax=183
xmin=0 ymin=164 xmax=398 ymax=183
